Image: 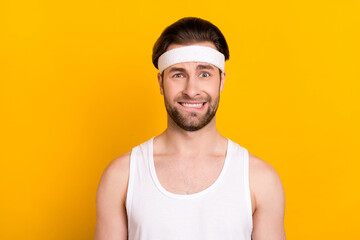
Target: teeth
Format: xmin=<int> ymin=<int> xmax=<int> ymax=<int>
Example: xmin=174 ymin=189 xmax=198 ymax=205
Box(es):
xmin=181 ymin=103 xmax=203 ymax=108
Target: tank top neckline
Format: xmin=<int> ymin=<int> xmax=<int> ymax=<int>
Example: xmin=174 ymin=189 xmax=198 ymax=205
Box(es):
xmin=148 ymin=136 xmax=232 ymax=200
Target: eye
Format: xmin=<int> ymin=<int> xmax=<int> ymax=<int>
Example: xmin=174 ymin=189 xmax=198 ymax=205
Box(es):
xmin=200 ymin=72 xmax=210 ymax=78
xmin=172 ymin=73 xmax=183 ymax=78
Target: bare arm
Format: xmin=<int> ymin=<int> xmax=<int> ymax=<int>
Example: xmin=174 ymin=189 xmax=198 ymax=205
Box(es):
xmin=94 ymin=152 xmax=131 ymax=240
xmin=250 ymin=154 xmax=286 ymax=240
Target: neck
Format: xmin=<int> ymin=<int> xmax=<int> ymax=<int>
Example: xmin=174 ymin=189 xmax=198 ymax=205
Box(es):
xmin=154 ymin=116 xmax=227 ymax=157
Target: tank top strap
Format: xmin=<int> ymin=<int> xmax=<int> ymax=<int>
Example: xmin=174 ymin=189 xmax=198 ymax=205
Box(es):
xmin=225 ymin=139 xmax=253 ymax=232
xmin=126 ymin=137 xmax=155 ymax=220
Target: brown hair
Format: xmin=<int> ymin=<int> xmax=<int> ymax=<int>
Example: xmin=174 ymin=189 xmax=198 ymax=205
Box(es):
xmin=152 ymin=17 xmax=229 ymax=70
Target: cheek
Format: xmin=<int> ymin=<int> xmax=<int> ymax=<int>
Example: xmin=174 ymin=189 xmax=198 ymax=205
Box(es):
xmin=164 ymin=80 xmax=183 ymax=93
xmin=202 ymin=82 xmax=221 ymax=95
xmin=163 ymin=83 xmax=179 ymax=99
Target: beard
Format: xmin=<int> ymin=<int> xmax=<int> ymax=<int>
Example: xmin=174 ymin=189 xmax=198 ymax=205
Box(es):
xmin=164 ymin=93 xmax=220 ymax=132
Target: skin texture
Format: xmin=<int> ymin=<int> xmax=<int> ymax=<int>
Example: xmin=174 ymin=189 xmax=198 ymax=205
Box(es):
xmin=94 ymin=42 xmax=286 ymax=240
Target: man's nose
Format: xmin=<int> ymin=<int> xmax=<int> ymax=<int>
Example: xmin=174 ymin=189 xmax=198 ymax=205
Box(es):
xmin=182 ymin=75 xmax=200 ymax=98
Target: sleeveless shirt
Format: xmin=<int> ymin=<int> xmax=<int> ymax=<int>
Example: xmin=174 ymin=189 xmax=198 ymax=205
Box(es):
xmin=126 ymin=137 xmax=253 ymax=240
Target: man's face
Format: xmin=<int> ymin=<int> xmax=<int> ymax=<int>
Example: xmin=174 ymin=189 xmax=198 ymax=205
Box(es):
xmin=158 ymin=42 xmax=226 ymax=132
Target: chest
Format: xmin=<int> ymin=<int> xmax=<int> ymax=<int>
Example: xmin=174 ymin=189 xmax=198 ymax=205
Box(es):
xmin=153 ymin=155 xmax=225 ymax=195
xmin=129 ymin=149 xmax=253 ymax=240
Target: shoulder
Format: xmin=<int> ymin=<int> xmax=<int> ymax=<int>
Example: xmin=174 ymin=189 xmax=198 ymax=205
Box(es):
xmin=248 ymin=153 xmax=281 ymax=183
xmin=101 ymin=151 xmax=131 ymax=185
xmin=96 ymin=151 xmax=131 ymax=206
xmin=104 ymin=151 xmax=131 ymax=176
xmin=94 ymin=152 xmax=131 ymax=239
xmin=248 ymin=153 xmax=285 ymax=212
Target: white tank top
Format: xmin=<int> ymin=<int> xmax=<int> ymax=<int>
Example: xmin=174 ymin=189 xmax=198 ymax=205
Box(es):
xmin=126 ymin=137 xmax=253 ymax=240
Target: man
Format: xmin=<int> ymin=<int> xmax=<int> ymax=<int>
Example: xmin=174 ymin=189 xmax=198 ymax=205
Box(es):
xmin=94 ymin=17 xmax=286 ymax=240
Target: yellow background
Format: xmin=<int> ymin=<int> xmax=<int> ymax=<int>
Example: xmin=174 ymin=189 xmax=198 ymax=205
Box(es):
xmin=1 ymin=0 xmax=359 ymax=239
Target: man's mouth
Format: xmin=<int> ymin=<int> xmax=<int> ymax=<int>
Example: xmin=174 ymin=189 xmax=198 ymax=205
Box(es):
xmin=178 ymin=102 xmax=206 ymax=109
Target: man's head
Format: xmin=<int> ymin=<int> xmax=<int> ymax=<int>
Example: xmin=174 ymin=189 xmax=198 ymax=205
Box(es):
xmin=152 ymin=17 xmax=229 ymax=70
xmin=152 ymin=17 xmax=229 ymax=132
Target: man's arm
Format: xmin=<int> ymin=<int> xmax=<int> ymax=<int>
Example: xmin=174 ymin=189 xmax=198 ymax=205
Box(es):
xmin=249 ymin=154 xmax=286 ymax=240
xmin=94 ymin=152 xmax=131 ymax=240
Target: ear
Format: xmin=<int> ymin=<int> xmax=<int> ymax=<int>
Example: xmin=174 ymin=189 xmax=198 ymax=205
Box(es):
xmin=157 ymin=72 xmax=164 ymax=95
xmin=220 ymin=70 xmax=226 ymax=92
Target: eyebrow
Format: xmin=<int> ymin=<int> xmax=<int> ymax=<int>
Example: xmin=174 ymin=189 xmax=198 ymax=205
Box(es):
xmin=168 ymin=64 xmax=215 ymax=74
xmin=168 ymin=67 xmax=186 ymax=74
xmin=196 ymin=64 xmax=215 ymax=71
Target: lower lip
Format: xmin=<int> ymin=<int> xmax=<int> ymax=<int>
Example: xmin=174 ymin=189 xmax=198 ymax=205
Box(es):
xmin=178 ymin=102 xmax=207 ymax=111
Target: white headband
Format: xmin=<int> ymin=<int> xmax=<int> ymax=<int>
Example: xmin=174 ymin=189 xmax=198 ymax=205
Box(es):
xmin=158 ymin=45 xmax=225 ymax=73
